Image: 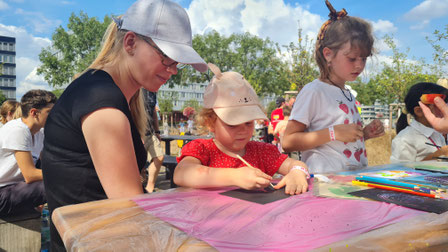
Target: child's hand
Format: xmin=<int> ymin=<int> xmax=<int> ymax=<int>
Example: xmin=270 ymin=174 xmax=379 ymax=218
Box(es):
xmin=334 ymin=123 xmax=363 ymax=142
xmin=433 ymin=145 xmax=448 ymax=157
xmin=363 ymin=119 xmax=385 ymax=140
xmin=234 ymin=166 xmax=272 ymax=190
xmin=273 ymin=169 xmax=308 ymax=195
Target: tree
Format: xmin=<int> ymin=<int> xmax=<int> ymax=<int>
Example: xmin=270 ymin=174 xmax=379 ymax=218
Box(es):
xmin=51 ymin=88 xmax=65 ymax=98
xmin=426 ymin=25 xmax=448 ymax=78
xmin=276 ymin=26 xmax=319 ymax=92
xmin=0 ymin=90 xmax=6 ymax=104
xmin=176 ymin=31 xmax=288 ymax=96
xmin=182 ymin=99 xmax=201 ymax=112
xmin=371 ymin=35 xmax=438 ymax=104
xmin=158 ymin=98 xmax=174 ymax=114
xmin=37 ymin=12 xmax=111 ymax=87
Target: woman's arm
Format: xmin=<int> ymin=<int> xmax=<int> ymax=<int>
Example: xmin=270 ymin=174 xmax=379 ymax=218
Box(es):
xmin=282 ymin=120 xmax=364 ymax=152
xmin=15 ymin=151 xmax=42 ymax=183
xmin=82 ymin=108 xmax=143 ymax=199
xmin=174 ymin=156 xmax=272 ymax=190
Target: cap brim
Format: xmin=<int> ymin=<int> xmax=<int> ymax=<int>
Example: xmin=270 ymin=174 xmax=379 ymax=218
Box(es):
xmin=152 ymin=39 xmax=208 ymax=72
xmin=214 ymin=105 xmax=268 ymax=126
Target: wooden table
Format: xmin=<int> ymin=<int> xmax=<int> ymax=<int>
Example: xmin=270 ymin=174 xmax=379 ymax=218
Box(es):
xmin=53 ymin=186 xmax=448 ymax=251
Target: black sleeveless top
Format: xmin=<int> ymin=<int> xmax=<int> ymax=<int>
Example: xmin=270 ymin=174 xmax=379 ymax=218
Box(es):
xmin=41 ymin=69 xmax=147 ymax=251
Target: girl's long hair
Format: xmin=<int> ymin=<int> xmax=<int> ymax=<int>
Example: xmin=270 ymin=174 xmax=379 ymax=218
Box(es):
xmin=77 ymin=21 xmax=148 ymax=136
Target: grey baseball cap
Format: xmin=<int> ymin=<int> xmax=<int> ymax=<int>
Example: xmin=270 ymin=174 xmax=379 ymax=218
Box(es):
xmin=119 ymin=0 xmax=208 ymax=72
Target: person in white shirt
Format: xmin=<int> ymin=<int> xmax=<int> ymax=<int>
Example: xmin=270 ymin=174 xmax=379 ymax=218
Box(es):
xmin=0 ymin=90 xmax=56 ymax=215
xmin=282 ymin=2 xmax=384 ymax=173
xmin=391 ymin=82 xmax=448 ymax=162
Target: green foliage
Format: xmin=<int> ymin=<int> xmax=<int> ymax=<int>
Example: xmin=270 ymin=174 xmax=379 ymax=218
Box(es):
xmin=158 ymin=98 xmax=174 ymax=114
xmin=177 ymin=31 xmax=288 ymax=96
xmin=276 ymin=26 xmax=319 ymax=92
xmin=37 ymin=12 xmax=111 ymax=87
xmin=266 ymin=100 xmax=277 ymax=119
xmin=0 ymin=91 xmax=6 ymax=104
xmin=51 ymin=88 xmax=65 ymax=98
xmin=182 ymin=99 xmax=201 ymax=112
xmin=370 ymin=35 xmax=438 ymax=104
xmin=426 ymin=24 xmax=448 ymax=77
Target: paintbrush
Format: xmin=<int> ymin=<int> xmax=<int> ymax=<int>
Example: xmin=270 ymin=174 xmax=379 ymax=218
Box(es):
xmin=236 ymin=154 xmax=275 ymax=191
xmin=425 ymin=142 xmax=442 ymax=149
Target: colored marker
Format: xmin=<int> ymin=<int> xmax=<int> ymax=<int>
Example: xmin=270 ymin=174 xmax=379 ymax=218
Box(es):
xmin=356 ymin=176 xmax=434 ymax=194
xmin=352 ymin=181 xmax=440 ymax=199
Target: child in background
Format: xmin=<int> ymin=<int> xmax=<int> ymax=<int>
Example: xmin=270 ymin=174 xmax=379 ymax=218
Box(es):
xmin=174 ymin=64 xmax=309 ymax=195
xmin=274 ymin=105 xmax=292 ymax=153
xmin=391 ymin=82 xmax=448 ymax=162
xmin=282 ymin=0 xmax=384 ymax=173
xmin=0 ymin=100 xmax=20 ymax=127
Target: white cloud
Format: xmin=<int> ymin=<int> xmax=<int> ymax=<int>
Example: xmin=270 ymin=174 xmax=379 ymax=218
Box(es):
xmin=370 ymin=19 xmax=397 ymax=35
xmin=0 ymin=0 xmax=9 ymax=10
xmin=410 ymin=20 xmax=430 ymax=30
xmin=0 ymin=23 xmax=51 ymax=99
xmin=15 ymin=8 xmax=62 ymax=34
xmin=404 ymin=0 xmax=448 ymax=21
xmin=187 ymin=0 xmax=323 ymax=47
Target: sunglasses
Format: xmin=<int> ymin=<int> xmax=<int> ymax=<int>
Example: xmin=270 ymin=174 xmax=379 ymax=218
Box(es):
xmin=139 ymin=35 xmax=187 ymax=70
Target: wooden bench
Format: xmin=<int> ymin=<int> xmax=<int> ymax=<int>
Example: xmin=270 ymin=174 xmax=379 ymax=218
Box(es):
xmin=0 ymin=212 xmax=41 ymax=251
xmin=163 ymin=155 xmax=178 ymax=188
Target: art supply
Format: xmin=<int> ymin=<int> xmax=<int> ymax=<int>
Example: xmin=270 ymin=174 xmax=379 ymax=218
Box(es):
xmin=352 ymin=181 xmax=440 ymax=199
xmin=356 ymin=176 xmax=435 ymax=195
xmin=425 ymin=142 xmax=441 ymax=149
xmin=425 ymin=176 xmax=448 ymax=186
xmin=415 ymin=167 xmax=448 ymax=174
xmin=236 ymin=154 xmax=275 ymax=191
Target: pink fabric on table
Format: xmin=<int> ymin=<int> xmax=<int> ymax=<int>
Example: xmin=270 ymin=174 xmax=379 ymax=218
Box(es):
xmin=133 ymin=188 xmax=423 ymax=251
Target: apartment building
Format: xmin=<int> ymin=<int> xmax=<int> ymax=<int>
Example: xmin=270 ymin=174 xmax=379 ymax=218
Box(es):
xmin=0 ymin=36 xmax=16 ymax=100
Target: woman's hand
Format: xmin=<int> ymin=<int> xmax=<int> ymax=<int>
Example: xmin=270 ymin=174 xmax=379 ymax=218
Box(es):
xmin=273 ymin=168 xmax=308 ymax=195
xmin=334 ymin=123 xmax=364 ymax=142
xmin=420 ymin=97 xmax=448 ymax=134
xmin=234 ymin=166 xmax=272 ymax=190
xmin=363 ymin=119 xmax=385 ymax=140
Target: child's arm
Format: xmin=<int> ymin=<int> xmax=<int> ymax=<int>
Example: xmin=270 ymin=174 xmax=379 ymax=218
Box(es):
xmin=282 ymin=120 xmax=363 ymax=152
xmin=173 ymin=156 xmax=272 ymax=190
xmin=14 ymin=151 xmax=42 ymax=183
xmin=273 ymin=157 xmax=309 ymax=195
xmin=363 ymin=119 xmax=385 ymax=141
xmin=422 ymin=146 xmax=448 ymax=161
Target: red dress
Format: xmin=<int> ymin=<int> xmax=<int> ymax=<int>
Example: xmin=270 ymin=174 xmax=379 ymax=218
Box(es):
xmin=177 ymin=139 xmax=288 ymax=176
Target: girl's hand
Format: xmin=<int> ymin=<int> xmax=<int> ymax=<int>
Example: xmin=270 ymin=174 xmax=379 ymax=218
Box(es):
xmin=363 ymin=119 xmax=385 ymax=140
xmin=234 ymin=166 xmax=272 ymax=190
xmin=273 ymin=169 xmax=308 ymax=195
xmin=433 ymin=145 xmax=448 ymax=158
xmin=334 ymin=123 xmax=363 ymax=142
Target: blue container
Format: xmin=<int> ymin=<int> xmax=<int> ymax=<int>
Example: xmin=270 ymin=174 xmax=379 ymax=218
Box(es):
xmin=41 ymin=205 xmax=50 ymax=252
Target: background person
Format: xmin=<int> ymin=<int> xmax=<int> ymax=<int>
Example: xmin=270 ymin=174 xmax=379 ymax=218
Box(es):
xmin=0 ymin=90 xmax=56 ymax=216
xmin=41 ymin=0 xmax=207 ymax=250
xmin=391 ymin=82 xmax=448 ymax=162
xmin=142 ymin=89 xmax=164 ymax=193
xmin=0 ymin=100 xmax=20 ymax=127
xmin=282 ymin=0 xmax=384 ymax=173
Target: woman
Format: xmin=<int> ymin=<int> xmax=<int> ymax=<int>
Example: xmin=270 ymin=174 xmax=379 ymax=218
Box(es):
xmin=41 ymin=0 xmax=207 ymax=250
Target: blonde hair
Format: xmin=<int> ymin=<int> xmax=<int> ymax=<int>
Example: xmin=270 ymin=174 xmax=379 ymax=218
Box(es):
xmin=0 ymin=100 xmax=19 ymax=124
xmin=78 ymin=20 xmax=148 ymax=136
xmin=196 ymin=108 xmax=217 ymax=132
xmin=315 ymin=16 xmax=374 ymax=80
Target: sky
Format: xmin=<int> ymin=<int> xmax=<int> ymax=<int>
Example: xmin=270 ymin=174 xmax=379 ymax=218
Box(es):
xmin=0 ymin=0 xmax=447 ymax=99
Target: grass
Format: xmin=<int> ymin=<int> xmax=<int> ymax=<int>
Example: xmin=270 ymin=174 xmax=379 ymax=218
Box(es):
xmin=365 ymin=129 xmax=396 ymax=166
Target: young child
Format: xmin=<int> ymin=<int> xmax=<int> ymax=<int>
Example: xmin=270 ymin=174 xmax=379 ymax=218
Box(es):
xmin=0 ymin=90 xmax=56 ymax=215
xmin=174 ymin=64 xmax=310 ymax=195
xmin=0 ymin=100 xmax=20 ymax=127
xmin=391 ymin=82 xmax=448 ymax=162
xmin=282 ymin=1 xmax=384 ymax=173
